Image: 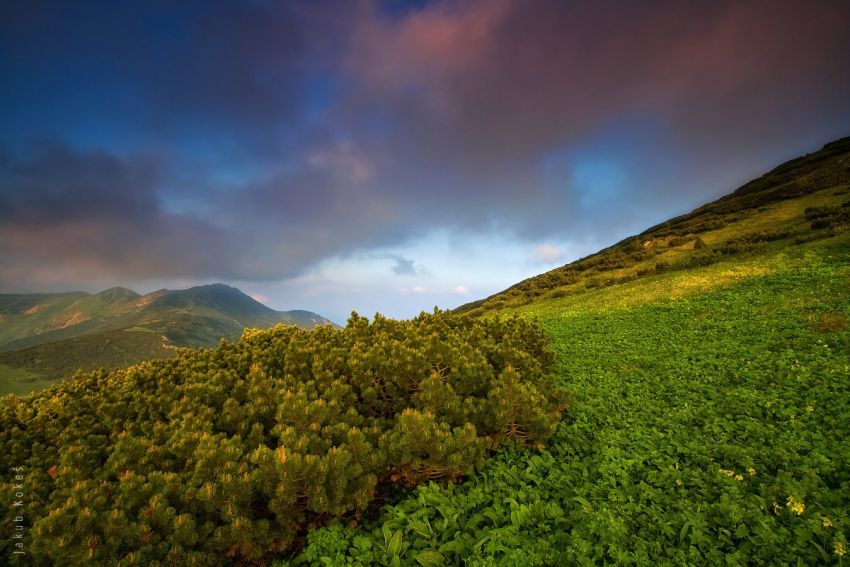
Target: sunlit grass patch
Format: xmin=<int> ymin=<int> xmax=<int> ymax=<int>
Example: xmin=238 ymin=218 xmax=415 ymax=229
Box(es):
xmin=0 ymin=363 xmax=46 ymax=396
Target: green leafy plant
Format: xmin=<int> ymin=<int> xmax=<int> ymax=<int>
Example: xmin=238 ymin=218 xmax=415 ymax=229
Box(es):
xmin=297 ymin=236 xmax=850 ymax=565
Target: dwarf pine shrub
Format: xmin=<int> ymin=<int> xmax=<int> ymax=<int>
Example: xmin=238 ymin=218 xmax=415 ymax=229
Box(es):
xmin=0 ymin=309 xmax=565 ymax=565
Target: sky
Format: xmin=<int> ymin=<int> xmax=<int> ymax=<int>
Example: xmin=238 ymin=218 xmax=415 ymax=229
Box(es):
xmin=1 ymin=0 xmax=849 ymax=324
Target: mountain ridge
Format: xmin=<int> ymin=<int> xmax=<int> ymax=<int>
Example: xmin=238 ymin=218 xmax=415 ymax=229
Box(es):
xmin=458 ymin=136 xmax=850 ymax=315
xmin=0 ymin=283 xmax=332 ymax=350
xmin=0 ymin=283 xmax=334 ymax=394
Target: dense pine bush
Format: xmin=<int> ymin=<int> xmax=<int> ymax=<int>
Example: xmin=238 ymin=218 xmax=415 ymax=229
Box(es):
xmin=0 ymin=310 xmax=565 ymax=566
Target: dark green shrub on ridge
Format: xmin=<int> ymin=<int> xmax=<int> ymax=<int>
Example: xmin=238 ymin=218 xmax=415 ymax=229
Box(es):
xmin=0 ymin=310 xmax=566 ymax=566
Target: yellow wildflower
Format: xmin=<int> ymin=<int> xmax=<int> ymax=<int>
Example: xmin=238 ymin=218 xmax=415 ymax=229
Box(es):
xmin=822 ymin=517 xmax=833 ymax=528
xmin=786 ymin=496 xmax=805 ymax=516
xmin=748 ymin=467 xmax=756 ymax=476
xmin=806 ymin=405 xmax=814 ymax=413
xmin=720 ymin=468 xmax=735 ymax=477
xmin=836 ymin=541 xmax=846 ymax=557
xmin=735 ymin=474 xmax=744 ymax=481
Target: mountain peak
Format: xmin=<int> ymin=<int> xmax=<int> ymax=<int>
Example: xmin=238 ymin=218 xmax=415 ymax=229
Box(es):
xmin=182 ymin=283 xmax=250 ymax=301
xmin=96 ymin=287 xmax=141 ymax=300
xmin=147 ymin=283 xmax=273 ymax=318
xmin=187 ymin=283 xmax=241 ymax=295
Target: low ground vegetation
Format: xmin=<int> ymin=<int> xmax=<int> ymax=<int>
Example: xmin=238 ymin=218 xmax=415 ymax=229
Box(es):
xmin=291 ymin=235 xmax=850 ymax=565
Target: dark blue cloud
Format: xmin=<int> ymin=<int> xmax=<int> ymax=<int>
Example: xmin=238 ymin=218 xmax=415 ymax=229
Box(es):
xmin=1 ymin=0 xmax=849 ymax=291
xmin=0 ymin=142 xmax=160 ymax=223
xmin=1 ymin=0 xmax=310 ymax=155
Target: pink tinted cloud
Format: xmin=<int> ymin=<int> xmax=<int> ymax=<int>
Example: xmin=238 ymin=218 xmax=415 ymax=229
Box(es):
xmin=342 ymin=0 xmax=850 ymax=160
xmin=3 ymin=1 xmax=849 ymax=292
xmin=344 ymin=0 xmax=511 ymax=113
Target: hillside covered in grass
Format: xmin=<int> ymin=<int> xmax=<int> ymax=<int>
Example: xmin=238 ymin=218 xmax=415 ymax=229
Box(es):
xmin=284 ymin=138 xmax=850 ymax=565
xmin=458 ymin=136 xmax=850 ymax=315
xmin=291 ymin=229 xmax=850 ymax=566
xmin=0 ymin=284 xmax=334 ymax=395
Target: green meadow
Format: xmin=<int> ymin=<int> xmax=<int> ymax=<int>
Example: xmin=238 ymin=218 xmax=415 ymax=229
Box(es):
xmin=290 ymin=234 xmax=850 ymax=565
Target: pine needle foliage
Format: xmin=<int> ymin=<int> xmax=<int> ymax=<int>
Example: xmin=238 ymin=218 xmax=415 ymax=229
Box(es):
xmin=0 ymin=309 xmax=565 ymax=565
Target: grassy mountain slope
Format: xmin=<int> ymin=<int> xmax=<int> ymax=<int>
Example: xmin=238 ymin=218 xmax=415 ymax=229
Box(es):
xmin=0 ymin=328 xmax=172 ymax=395
xmin=0 ymin=283 xmax=334 ymax=394
xmin=0 ymin=283 xmax=331 ymax=352
xmin=458 ymin=136 xmax=850 ymax=315
xmin=293 ymin=220 xmax=850 ymax=567
xmin=289 ymin=138 xmax=850 ymax=565
xmin=0 ymin=287 xmax=139 ymax=350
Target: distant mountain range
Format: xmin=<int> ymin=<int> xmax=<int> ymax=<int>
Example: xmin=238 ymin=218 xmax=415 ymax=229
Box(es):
xmin=0 ymin=283 xmax=334 ymax=394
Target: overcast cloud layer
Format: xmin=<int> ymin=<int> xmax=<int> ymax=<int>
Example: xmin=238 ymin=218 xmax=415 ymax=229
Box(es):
xmin=2 ymin=0 xmax=849 ymax=319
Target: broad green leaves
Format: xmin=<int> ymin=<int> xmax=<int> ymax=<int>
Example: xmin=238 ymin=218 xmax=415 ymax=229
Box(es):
xmin=297 ymin=239 xmax=850 ymax=565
